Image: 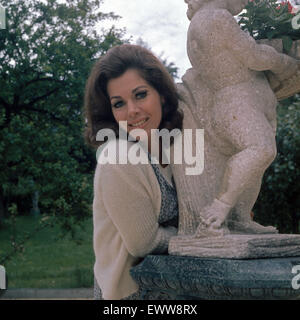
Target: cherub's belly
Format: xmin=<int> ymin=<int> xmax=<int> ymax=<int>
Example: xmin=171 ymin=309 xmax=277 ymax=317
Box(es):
xmin=213 ymin=73 xmax=277 ymax=121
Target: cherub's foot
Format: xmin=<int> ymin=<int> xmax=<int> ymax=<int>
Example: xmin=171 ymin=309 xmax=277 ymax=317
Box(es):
xmin=197 ymin=198 xmax=232 ymax=228
xmin=227 ymin=219 xmax=278 ymax=234
xmin=192 ymin=198 xmax=232 ymax=238
xmin=194 ymin=223 xmax=230 ymax=238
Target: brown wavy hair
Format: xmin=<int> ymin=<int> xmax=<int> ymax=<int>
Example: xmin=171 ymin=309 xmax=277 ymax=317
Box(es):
xmin=83 ymin=44 xmax=183 ymax=148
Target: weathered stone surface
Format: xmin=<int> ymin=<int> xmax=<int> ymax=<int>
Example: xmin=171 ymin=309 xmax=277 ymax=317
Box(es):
xmin=130 ymin=255 xmax=300 ymax=300
xmin=169 ymin=234 xmax=300 ymax=259
xmin=169 ymin=0 xmax=300 ymax=258
xmin=258 ymin=39 xmax=300 ymax=100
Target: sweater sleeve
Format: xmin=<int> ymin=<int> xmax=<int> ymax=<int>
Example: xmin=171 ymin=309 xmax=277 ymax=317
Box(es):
xmin=96 ymin=161 xmax=177 ymax=257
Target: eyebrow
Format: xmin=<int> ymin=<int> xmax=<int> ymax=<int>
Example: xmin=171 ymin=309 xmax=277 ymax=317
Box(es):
xmin=110 ymin=85 xmax=148 ymax=100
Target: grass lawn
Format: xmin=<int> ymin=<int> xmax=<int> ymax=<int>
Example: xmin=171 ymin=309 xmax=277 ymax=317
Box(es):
xmin=0 ymin=215 xmax=94 ymax=289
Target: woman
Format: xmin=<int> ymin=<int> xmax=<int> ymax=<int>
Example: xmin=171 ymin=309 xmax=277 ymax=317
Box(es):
xmin=84 ymin=44 xmax=183 ymax=300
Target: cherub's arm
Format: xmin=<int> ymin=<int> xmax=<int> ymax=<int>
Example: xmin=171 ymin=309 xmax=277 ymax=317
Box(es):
xmin=216 ymin=10 xmax=297 ymax=80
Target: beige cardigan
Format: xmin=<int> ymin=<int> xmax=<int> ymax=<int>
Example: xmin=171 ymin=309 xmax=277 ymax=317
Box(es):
xmin=93 ymin=141 xmax=177 ymax=300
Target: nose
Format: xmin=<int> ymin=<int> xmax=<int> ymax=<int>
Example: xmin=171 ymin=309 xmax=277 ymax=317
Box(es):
xmin=127 ymin=100 xmax=140 ymax=118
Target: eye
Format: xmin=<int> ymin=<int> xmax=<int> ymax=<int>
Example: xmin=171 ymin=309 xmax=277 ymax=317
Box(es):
xmin=112 ymin=100 xmax=124 ymax=109
xmin=136 ymin=90 xmax=147 ymax=100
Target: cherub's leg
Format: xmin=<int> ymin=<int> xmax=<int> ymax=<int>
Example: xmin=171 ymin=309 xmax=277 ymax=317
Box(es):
xmin=229 ymin=173 xmax=262 ymax=223
xmin=194 ymin=95 xmax=277 ymax=237
xmin=227 ymin=173 xmax=278 ymax=234
xmin=214 ymin=96 xmax=276 ymax=204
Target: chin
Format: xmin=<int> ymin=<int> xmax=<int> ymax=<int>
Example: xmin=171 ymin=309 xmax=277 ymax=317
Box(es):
xmin=229 ymin=7 xmax=242 ymax=16
xmin=187 ymin=10 xmax=193 ymax=20
xmin=236 ymin=4 xmax=245 ymax=14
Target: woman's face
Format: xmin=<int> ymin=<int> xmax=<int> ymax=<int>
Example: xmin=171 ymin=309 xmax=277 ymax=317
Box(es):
xmin=107 ymin=69 xmax=163 ymax=144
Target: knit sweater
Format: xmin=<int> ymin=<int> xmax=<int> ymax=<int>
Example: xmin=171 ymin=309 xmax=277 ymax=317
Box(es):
xmin=93 ymin=140 xmax=177 ymax=300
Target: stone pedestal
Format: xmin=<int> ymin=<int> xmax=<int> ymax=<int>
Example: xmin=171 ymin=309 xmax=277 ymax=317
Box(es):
xmin=169 ymin=234 xmax=300 ymax=259
xmin=130 ymin=255 xmax=300 ymax=300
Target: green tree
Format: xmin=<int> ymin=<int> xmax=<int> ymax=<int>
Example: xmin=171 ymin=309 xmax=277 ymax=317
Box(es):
xmin=254 ymin=99 xmax=300 ymax=233
xmin=0 ymin=0 xmax=126 ymax=229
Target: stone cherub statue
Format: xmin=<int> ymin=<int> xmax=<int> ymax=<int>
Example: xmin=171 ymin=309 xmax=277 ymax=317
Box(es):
xmin=169 ymin=0 xmax=300 ymax=257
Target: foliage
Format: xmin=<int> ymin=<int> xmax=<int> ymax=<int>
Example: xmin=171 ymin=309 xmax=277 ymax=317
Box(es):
xmin=254 ymin=99 xmax=300 ymax=233
xmin=0 ymin=0 xmax=127 ymax=231
xmin=160 ymin=56 xmax=179 ymax=80
xmin=238 ymin=0 xmax=300 ymax=52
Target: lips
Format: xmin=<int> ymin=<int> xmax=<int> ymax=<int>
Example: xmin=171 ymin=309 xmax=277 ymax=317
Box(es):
xmin=128 ymin=117 xmax=149 ymax=128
